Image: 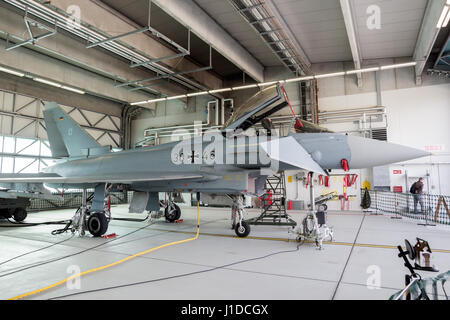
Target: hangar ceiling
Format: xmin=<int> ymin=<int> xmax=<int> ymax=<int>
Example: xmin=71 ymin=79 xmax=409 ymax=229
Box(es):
xmin=0 ymin=0 xmax=447 ymax=108
xmin=260 ymin=0 xmax=353 ymax=63
xmin=0 ymin=0 xmax=229 ymax=106
xmin=193 ymin=0 xmax=284 ymax=67
xmin=99 ymin=0 xmax=244 ymax=79
xmin=190 ymin=0 xmax=433 ymax=64
xmin=351 ymin=0 xmax=428 ymax=60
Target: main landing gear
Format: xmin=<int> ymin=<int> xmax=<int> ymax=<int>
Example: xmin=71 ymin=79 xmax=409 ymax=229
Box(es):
xmin=87 ymin=211 xmax=109 ymax=237
xmin=72 ymin=186 xmax=111 ymax=237
xmin=230 ymin=195 xmax=251 ymax=238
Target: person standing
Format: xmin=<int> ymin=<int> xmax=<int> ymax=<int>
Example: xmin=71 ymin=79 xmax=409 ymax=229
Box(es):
xmin=410 ymin=178 xmax=425 ymax=214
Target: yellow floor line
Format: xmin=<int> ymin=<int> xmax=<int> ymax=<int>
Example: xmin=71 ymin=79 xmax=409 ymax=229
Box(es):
xmin=8 ymin=203 xmax=201 ymax=300
xmin=149 ymin=228 xmax=450 ymax=254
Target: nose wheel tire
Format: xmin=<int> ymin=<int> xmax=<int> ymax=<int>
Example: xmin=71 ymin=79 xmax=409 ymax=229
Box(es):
xmin=165 ymin=204 xmax=181 ymax=222
xmin=87 ymin=212 xmax=109 ymax=237
xmin=235 ymin=221 xmax=251 ymax=238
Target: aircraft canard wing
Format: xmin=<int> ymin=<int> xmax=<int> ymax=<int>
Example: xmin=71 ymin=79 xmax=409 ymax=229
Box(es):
xmin=0 ymin=173 xmax=204 ymax=185
xmin=260 ymin=136 xmax=327 ymax=175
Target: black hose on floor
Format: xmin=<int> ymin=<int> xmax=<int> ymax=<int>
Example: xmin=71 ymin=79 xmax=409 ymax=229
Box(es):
xmin=0 ymin=219 xmax=70 ymax=228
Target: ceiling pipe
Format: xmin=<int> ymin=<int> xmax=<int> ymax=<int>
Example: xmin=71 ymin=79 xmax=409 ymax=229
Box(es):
xmin=4 ymin=0 xmax=214 ymax=95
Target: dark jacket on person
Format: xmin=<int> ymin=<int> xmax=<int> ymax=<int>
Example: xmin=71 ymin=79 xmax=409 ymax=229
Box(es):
xmin=411 ymin=181 xmax=424 ymax=194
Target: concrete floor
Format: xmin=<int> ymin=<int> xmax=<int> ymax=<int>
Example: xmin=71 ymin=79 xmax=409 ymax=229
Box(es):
xmin=0 ymin=204 xmax=449 ymax=300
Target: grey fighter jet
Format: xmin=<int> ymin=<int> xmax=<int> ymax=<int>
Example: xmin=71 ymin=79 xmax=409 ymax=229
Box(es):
xmin=0 ymin=85 xmax=429 ymax=237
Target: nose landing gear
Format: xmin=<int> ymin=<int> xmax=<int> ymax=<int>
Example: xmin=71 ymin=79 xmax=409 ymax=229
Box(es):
xmin=164 ymin=193 xmax=182 ymax=222
xmin=235 ymin=220 xmax=251 ymax=238
xmin=165 ymin=203 xmax=181 ymax=222
xmin=230 ymin=195 xmax=251 ymax=237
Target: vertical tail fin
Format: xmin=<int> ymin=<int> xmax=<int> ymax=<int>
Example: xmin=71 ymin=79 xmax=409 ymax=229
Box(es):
xmin=43 ymin=102 xmax=101 ymax=158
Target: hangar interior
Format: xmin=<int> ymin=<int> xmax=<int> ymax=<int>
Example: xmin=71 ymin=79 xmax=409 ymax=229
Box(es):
xmin=0 ymin=0 xmax=449 ymax=301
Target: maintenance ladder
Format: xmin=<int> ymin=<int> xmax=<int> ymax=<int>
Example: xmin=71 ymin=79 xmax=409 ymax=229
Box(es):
xmin=246 ymin=172 xmax=296 ymax=226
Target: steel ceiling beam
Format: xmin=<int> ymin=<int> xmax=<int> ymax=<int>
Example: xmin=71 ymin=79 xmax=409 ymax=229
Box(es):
xmin=130 ymin=30 xmax=191 ymax=68
xmin=340 ymin=0 xmax=362 ymax=88
xmin=118 ymin=66 xmax=213 ymax=88
xmin=130 ymin=52 xmax=187 ymax=68
xmin=86 ymin=27 xmax=150 ymax=49
xmin=413 ymin=0 xmax=447 ymax=85
xmin=6 ymin=12 xmax=57 ymax=51
xmin=433 ymin=29 xmax=450 ymax=71
xmin=152 ymin=0 xmax=265 ymax=82
xmin=118 ymin=46 xmax=213 ymax=89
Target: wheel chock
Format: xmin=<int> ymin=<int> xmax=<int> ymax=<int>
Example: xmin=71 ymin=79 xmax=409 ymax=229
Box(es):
xmin=102 ymin=233 xmax=117 ymax=239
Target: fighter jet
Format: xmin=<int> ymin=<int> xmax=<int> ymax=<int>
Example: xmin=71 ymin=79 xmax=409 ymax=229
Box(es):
xmin=0 ymin=85 xmax=429 ymax=237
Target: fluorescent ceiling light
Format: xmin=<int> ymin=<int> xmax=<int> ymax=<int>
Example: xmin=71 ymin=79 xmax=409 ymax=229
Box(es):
xmin=258 ymin=81 xmax=278 ymax=87
xmin=380 ymin=62 xmax=416 ymax=70
xmin=285 ymin=76 xmax=314 ymax=83
xmin=208 ymin=88 xmax=231 ymax=94
xmin=130 ymin=101 xmax=148 ymax=106
xmin=187 ymin=92 xmax=209 ymax=97
xmin=346 ymin=67 xmax=380 ymax=75
xmin=149 ymin=98 xmax=168 ymax=103
xmin=314 ymin=72 xmax=345 ymax=79
xmin=167 ymin=94 xmax=187 ymax=100
xmin=33 ymin=77 xmax=62 ymax=88
xmin=443 ymin=7 xmax=450 ymax=27
xmin=130 ymin=61 xmax=418 ymax=105
xmin=232 ymin=84 xmax=259 ymax=90
xmin=437 ymin=5 xmax=449 ymax=28
xmin=0 ymin=66 xmax=25 ymax=77
xmin=61 ymin=86 xmax=85 ymax=95
xmin=34 ymin=78 xmax=85 ymax=94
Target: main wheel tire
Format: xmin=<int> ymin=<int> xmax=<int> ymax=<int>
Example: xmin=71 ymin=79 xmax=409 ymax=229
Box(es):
xmin=87 ymin=212 xmax=109 ymax=237
xmin=165 ymin=204 xmax=181 ymax=222
xmin=13 ymin=208 xmax=27 ymax=222
xmin=235 ymin=221 xmax=251 ymax=238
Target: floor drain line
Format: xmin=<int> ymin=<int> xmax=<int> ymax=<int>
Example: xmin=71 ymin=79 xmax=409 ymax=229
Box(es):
xmin=331 ymin=213 xmax=367 ymax=300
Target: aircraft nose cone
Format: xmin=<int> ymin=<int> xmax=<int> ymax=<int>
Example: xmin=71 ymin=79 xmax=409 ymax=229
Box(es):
xmin=346 ymin=135 xmax=430 ymax=169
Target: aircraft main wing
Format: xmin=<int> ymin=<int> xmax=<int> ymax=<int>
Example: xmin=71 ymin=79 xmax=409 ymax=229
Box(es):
xmin=0 ymin=173 xmax=205 ymax=185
